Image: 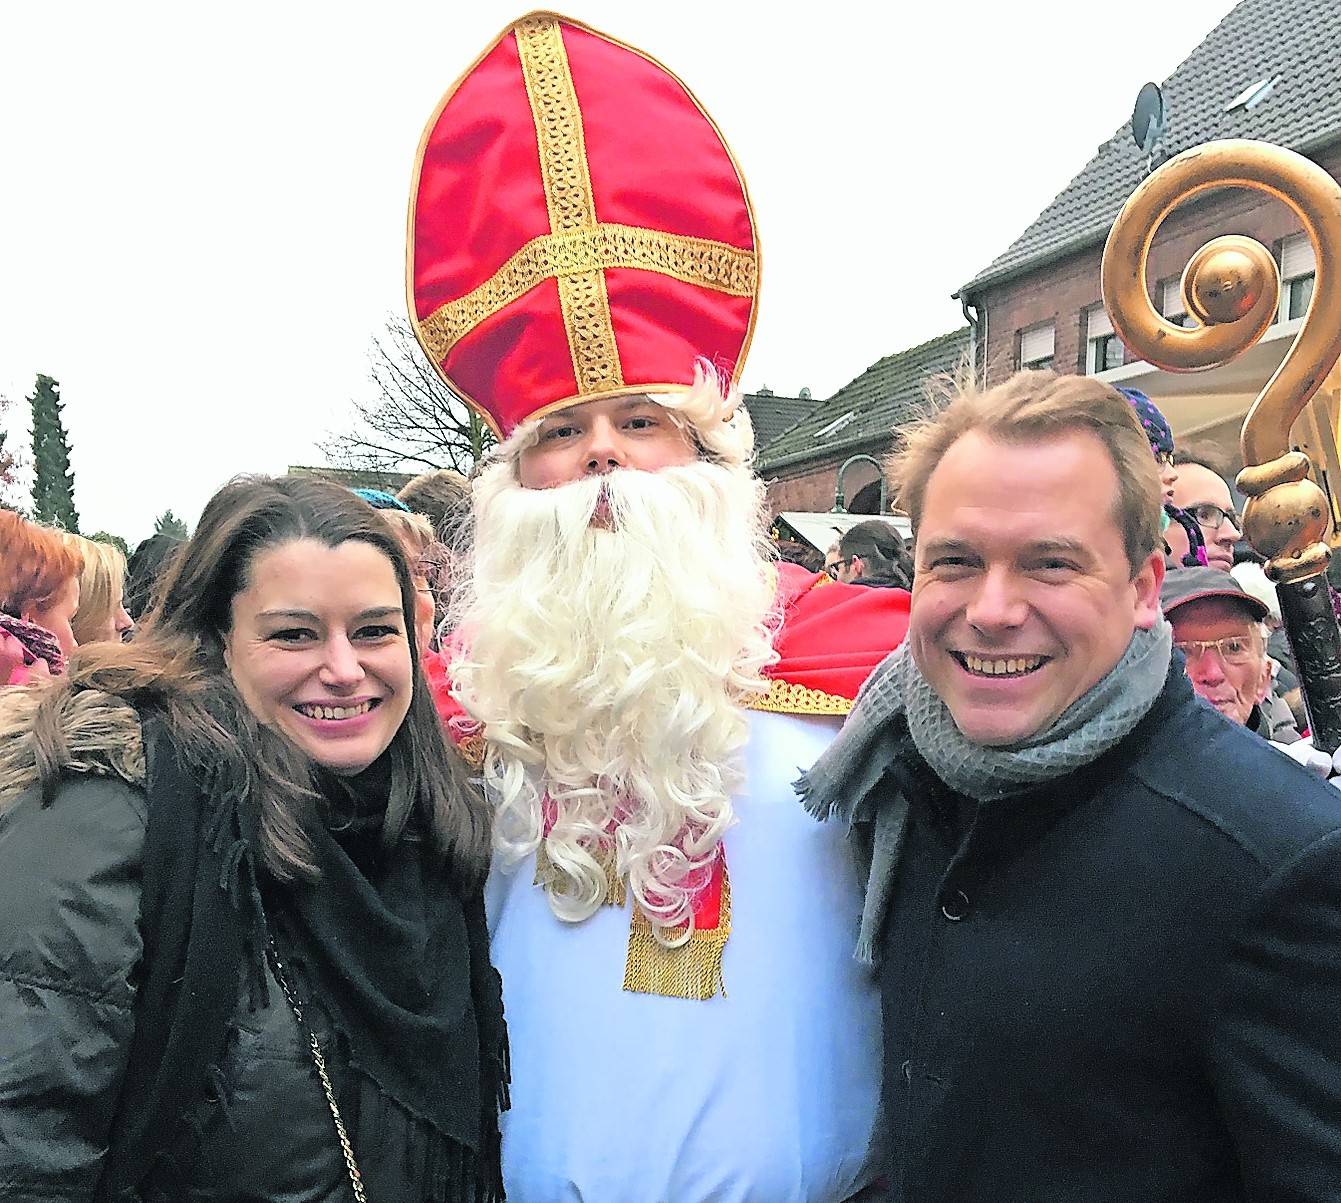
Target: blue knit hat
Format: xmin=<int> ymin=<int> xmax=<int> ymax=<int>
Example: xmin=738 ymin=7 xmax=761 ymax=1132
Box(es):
xmin=1118 ymin=387 xmax=1174 ymax=459
xmin=351 ymin=487 xmax=410 ymax=512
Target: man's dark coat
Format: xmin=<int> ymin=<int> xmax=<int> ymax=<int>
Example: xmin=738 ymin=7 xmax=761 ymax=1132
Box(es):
xmin=873 ymin=666 xmax=1341 ymax=1202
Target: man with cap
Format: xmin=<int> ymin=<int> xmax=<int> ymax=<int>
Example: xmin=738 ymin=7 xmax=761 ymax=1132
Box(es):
xmin=1161 ymin=565 xmax=1298 ymax=740
xmin=407 ymin=14 xmax=907 ymax=1201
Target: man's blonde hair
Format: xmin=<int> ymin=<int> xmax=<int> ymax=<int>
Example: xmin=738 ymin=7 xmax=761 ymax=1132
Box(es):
xmin=890 ymin=370 xmax=1162 ymax=575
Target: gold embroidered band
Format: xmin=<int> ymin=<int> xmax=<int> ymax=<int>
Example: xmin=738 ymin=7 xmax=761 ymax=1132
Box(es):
xmin=514 ymin=15 xmax=623 ymax=392
xmin=418 ymin=226 xmax=758 ymax=362
xmin=743 ymin=678 xmax=854 ymax=716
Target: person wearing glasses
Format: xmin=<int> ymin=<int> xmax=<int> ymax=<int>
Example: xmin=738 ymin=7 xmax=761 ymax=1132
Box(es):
xmin=1169 ymin=453 xmax=1242 ymax=572
xmin=1160 ymin=566 xmax=1298 ymax=741
xmin=828 ymin=520 xmax=915 ymax=590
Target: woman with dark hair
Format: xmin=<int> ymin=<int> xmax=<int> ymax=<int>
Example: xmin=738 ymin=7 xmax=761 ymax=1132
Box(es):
xmin=0 ymin=476 xmax=506 ymax=1201
xmin=122 ymin=530 xmax=184 ymax=624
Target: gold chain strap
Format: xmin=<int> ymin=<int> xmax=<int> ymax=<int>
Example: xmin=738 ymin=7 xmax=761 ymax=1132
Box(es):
xmin=266 ymin=939 xmax=369 ymax=1203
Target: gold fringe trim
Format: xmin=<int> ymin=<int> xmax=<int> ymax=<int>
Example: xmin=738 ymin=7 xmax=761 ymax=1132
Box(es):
xmin=622 ymin=865 xmax=731 ymax=1000
xmin=743 ymin=678 xmax=853 ymax=716
xmin=418 ymin=225 xmax=758 ymax=362
xmin=533 ymin=838 xmax=627 ymax=907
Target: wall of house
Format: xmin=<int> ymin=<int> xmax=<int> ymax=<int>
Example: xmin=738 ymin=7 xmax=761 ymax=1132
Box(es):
xmin=764 ymin=461 xmax=842 ymax=515
xmin=762 ymin=449 xmax=887 ymax=517
xmin=974 ymin=142 xmax=1341 ymax=382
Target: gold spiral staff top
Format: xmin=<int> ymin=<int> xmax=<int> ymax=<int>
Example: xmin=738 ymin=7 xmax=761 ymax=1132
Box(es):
xmin=1101 ymin=138 xmax=1341 ymax=751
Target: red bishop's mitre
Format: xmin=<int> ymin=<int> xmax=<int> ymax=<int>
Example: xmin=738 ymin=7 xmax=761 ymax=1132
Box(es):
xmin=407 ymin=11 xmax=760 ymax=438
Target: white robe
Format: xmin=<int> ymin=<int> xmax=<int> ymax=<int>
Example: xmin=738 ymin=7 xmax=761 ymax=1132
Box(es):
xmin=486 ymin=710 xmax=883 ymax=1203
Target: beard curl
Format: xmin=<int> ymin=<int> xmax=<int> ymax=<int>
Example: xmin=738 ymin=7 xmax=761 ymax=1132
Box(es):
xmin=450 ymin=458 xmax=779 ymax=941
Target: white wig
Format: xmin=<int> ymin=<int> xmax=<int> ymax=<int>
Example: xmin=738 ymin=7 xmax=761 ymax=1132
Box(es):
xmin=449 ymin=375 xmax=778 ymax=942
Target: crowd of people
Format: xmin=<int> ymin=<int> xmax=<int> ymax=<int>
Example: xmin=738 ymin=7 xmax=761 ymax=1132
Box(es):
xmin=4 ymin=11 xmax=1341 ymax=1203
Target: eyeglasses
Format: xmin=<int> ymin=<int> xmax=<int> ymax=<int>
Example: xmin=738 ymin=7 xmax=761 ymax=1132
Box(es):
xmin=1188 ymin=503 xmax=1241 ymax=531
xmin=1174 ymin=635 xmax=1260 ymax=666
xmin=825 ymin=557 xmax=853 ymax=580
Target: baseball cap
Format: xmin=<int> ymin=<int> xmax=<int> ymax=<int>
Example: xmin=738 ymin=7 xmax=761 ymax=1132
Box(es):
xmin=1160 ymin=565 xmax=1270 ymax=621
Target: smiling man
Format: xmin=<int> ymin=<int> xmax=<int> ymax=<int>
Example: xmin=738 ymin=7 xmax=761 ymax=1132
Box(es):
xmin=799 ymin=370 xmax=1341 ymax=1202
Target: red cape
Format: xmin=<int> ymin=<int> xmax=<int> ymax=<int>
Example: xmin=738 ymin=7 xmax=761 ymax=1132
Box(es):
xmin=758 ymin=562 xmax=909 ymax=712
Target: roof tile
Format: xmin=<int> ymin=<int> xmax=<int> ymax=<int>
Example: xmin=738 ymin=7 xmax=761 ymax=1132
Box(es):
xmin=756 ymin=328 xmax=970 ymax=472
xmin=960 ymin=0 xmax=1341 ymax=295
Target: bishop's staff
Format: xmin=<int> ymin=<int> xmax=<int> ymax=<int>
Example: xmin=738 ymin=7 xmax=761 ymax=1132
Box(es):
xmin=1102 ymin=139 xmax=1341 ymax=752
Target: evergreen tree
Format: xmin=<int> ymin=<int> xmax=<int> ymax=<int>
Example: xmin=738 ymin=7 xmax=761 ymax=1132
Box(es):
xmin=29 ymin=374 xmax=79 ymax=531
xmin=89 ymin=531 xmax=130 ymax=558
xmin=154 ymin=510 xmax=190 ymax=539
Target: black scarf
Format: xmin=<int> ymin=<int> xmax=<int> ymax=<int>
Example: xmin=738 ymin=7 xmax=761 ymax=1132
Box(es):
xmin=96 ymin=718 xmax=506 ymax=1201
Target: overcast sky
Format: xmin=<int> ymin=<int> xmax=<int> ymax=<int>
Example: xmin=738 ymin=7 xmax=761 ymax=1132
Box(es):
xmin=0 ymin=0 xmax=1237 ymax=543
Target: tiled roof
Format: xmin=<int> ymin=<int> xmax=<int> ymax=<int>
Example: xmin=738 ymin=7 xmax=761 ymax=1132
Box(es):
xmin=959 ymin=0 xmax=1341 ymax=296
xmin=742 ymin=391 xmax=822 ymax=448
xmin=756 ymin=329 xmax=970 ymax=473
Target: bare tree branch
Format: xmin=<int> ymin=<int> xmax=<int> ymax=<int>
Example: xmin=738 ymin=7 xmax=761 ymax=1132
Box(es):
xmin=321 ymin=315 xmax=495 ymax=476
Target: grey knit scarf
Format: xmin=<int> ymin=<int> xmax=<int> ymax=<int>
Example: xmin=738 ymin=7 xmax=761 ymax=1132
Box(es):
xmin=795 ymin=619 xmax=1172 ymax=963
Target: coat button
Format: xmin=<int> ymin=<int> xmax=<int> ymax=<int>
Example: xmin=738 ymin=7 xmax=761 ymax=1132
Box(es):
xmin=941 ymin=889 xmax=969 ymax=921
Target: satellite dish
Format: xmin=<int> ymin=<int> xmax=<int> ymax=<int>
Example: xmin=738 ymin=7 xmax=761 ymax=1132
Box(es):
xmin=1131 ymin=82 xmax=1166 ymax=156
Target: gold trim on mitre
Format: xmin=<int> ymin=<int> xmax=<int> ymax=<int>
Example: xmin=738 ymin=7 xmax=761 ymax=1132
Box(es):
xmin=622 ymin=865 xmax=731 ymax=1001
xmin=743 ymin=678 xmax=854 ymax=716
xmin=514 ymin=14 xmax=624 ymax=395
xmin=417 ymin=226 xmax=758 ymax=365
xmin=405 ymin=10 xmax=762 ymax=438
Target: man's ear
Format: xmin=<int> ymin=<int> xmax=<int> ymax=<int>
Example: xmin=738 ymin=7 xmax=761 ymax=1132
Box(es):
xmin=1253 ymin=656 xmax=1273 ymax=706
xmin=850 ymin=556 xmax=866 ymax=581
xmin=1132 ymin=551 xmax=1165 ymax=630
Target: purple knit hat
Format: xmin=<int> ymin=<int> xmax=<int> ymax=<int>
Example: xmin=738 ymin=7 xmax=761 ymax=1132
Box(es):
xmin=1118 ymin=387 xmax=1174 ymax=459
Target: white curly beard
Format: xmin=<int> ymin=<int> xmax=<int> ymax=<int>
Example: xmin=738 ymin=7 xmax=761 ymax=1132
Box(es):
xmin=450 ymin=458 xmax=779 ymax=936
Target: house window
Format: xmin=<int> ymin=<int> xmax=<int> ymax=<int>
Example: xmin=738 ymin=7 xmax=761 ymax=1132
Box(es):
xmin=1085 ymin=305 xmax=1123 ymax=374
xmin=1020 ymin=323 xmax=1055 ymax=371
xmin=1161 ymin=279 xmax=1197 ymax=329
xmin=1278 ymin=233 xmax=1316 ymax=323
xmin=1287 ymin=273 xmax=1314 ymax=321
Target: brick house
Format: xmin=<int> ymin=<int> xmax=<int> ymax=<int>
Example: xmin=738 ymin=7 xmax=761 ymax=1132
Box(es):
xmin=758 ymin=329 xmax=969 ymax=518
xmin=956 ymin=0 xmax=1341 ymax=487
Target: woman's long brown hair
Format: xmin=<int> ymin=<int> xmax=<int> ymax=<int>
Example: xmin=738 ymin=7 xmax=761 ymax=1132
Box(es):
xmin=28 ymin=476 xmax=491 ymax=890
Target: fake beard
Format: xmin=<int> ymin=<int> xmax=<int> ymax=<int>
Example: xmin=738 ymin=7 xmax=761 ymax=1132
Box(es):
xmin=451 ymin=459 xmax=779 ymax=935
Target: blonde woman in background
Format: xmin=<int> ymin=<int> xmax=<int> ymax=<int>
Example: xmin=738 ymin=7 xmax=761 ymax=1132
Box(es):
xmin=61 ymin=534 xmax=134 ymax=645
